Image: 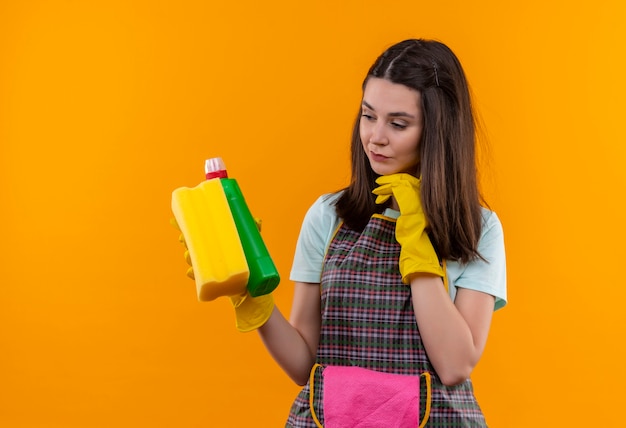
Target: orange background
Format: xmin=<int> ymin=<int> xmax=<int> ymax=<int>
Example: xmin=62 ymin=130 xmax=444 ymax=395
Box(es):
xmin=1 ymin=1 xmax=625 ymax=427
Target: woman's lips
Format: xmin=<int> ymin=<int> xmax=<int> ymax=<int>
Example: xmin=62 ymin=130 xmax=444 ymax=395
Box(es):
xmin=370 ymin=152 xmax=389 ymax=162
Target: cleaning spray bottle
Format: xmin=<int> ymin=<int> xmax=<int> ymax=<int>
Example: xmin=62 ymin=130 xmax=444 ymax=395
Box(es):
xmin=205 ymin=157 xmax=280 ymax=297
xmin=171 ymin=157 xmax=280 ymax=301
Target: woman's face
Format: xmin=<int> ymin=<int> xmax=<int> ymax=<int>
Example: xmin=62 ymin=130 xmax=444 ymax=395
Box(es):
xmin=360 ymin=77 xmax=423 ymax=176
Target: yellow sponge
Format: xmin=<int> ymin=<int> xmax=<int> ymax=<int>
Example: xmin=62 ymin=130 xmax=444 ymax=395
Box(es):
xmin=171 ymin=179 xmax=249 ymax=301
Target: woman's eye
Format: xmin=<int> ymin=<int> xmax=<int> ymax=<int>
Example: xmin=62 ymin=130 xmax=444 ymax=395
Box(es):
xmin=361 ymin=113 xmax=375 ymax=121
xmin=391 ymin=122 xmax=407 ymax=129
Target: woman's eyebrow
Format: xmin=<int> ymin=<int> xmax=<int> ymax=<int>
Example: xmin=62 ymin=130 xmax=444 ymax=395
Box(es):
xmin=361 ymin=100 xmax=415 ymax=119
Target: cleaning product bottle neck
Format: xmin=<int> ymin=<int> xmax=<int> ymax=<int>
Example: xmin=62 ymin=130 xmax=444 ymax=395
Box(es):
xmin=206 ymin=169 xmax=228 ymax=180
xmin=205 ymin=157 xmax=229 ymax=180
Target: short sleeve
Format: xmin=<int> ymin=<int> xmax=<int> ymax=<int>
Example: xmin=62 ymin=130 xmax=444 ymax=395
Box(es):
xmin=446 ymin=209 xmax=508 ymax=310
xmin=289 ymin=193 xmax=342 ymax=284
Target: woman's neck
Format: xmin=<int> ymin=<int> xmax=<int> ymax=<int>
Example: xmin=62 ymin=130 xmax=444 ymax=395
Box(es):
xmin=390 ymin=196 xmax=399 ymax=211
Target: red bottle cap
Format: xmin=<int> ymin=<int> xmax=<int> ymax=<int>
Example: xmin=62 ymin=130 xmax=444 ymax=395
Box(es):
xmin=205 ymin=157 xmax=229 ymax=180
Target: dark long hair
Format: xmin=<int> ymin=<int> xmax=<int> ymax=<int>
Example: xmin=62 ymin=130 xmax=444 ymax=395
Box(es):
xmin=335 ymin=39 xmax=484 ymax=263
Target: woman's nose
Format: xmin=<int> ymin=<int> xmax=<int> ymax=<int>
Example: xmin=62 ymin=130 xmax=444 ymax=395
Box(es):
xmin=369 ymin=123 xmax=388 ymax=145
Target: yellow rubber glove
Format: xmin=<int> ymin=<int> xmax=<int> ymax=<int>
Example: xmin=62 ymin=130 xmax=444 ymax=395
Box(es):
xmin=171 ymin=217 xmax=274 ymax=332
xmin=372 ymin=174 xmax=444 ymax=283
xmin=228 ymin=292 xmax=275 ymax=333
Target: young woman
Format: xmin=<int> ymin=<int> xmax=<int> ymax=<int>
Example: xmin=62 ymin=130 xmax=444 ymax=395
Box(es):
xmin=223 ymin=39 xmax=506 ymax=427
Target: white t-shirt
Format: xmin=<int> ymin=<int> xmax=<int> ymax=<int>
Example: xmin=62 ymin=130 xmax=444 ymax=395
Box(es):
xmin=290 ymin=192 xmax=507 ymax=310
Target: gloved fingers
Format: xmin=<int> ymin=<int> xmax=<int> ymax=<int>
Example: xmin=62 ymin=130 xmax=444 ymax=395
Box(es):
xmin=374 ymin=193 xmax=392 ymax=204
xmin=186 ymin=266 xmax=195 ymax=280
xmin=374 ymin=174 xmax=422 ymax=208
xmin=229 ymin=292 xmax=248 ymax=308
xmin=184 ymin=250 xmax=195 ymax=279
xmin=372 ymin=182 xmax=394 ymax=204
xmin=254 ymin=217 xmax=262 ymax=232
xmin=372 ymin=182 xmax=393 ymax=194
xmin=373 ymin=182 xmax=422 ymax=215
xmin=375 ymin=173 xmax=421 ymax=187
xmin=173 ymin=216 xmax=194 ymax=280
xmin=171 ymin=217 xmax=189 ymax=248
xmin=230 ymin=293 xmax=275 ymax=333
